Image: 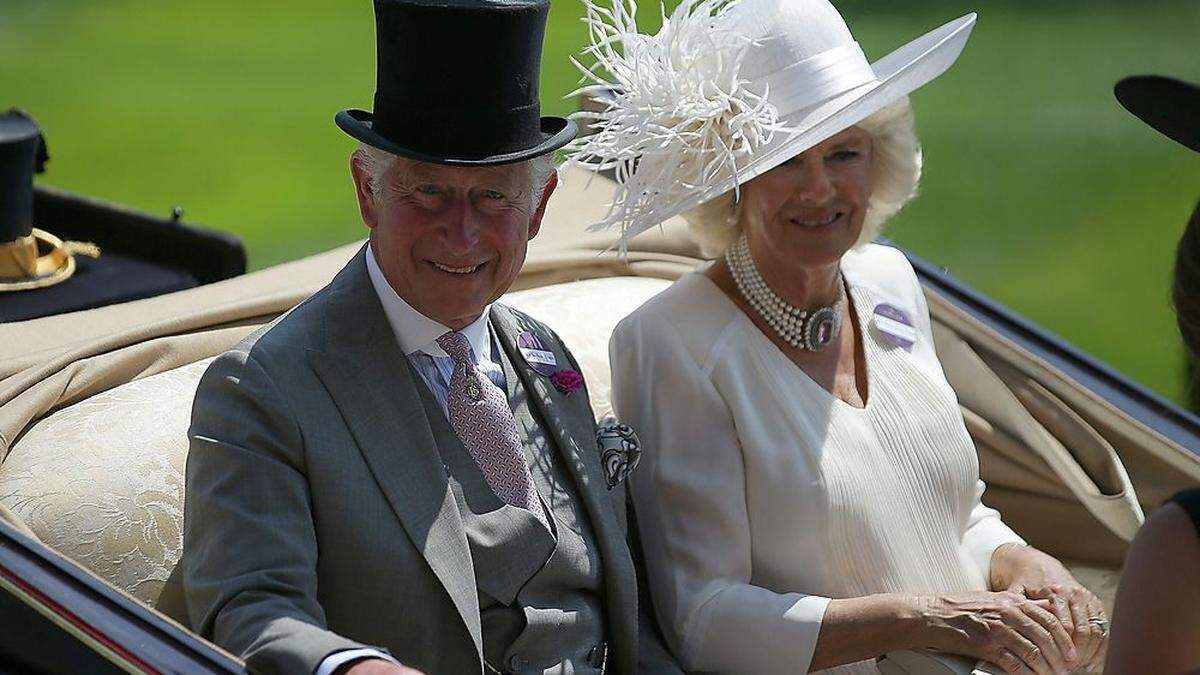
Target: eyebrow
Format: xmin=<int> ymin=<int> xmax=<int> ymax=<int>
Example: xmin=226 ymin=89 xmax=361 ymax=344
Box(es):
xmin=829 ymin=135 xmax=868 ymax=150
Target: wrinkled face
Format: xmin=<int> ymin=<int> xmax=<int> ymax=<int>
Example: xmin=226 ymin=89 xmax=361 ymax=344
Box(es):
xmin=351 ymin=155 xmax=552 ymax=329
xmin=740 ymin=125 xmax=874 ymax=273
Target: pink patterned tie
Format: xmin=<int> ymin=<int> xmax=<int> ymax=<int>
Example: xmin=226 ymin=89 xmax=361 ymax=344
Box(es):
xmin=436 ymin=331 xmax=550 ymax=529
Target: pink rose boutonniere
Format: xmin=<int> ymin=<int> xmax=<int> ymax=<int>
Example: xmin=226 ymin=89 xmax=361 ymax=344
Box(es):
xmin=550 ymin=368 xmax=584 ymax=395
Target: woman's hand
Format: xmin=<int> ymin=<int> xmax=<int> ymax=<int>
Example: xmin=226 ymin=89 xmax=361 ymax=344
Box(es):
xmin=914 ymin=590 xmax=1076 ymax=675
xmin=990 ymin=544 xmax=1108 ymax=672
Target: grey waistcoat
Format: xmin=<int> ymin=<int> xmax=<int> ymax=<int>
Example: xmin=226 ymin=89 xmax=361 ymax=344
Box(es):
xmin=417 ymin=342 xmax=607 ymax=675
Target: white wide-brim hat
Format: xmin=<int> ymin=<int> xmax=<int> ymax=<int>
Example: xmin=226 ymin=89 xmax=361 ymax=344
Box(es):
xmin=567 ymin=0 xmax=976 ymax=246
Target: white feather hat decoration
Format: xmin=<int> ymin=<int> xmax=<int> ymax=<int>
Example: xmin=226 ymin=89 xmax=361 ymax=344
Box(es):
xmin=567 ymin=0 xmax=977 ymax=248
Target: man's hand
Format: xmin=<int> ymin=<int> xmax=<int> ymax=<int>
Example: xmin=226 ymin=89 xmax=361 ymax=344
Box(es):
xmin=990 ymin=543 xmax=1107 ymax=672
xmin=338 ymin=658 xmax=425 ymax=675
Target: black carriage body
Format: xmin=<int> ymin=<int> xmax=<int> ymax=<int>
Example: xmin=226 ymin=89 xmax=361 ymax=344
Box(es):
xmin=0 ymin=186 xmax=246 ymax=323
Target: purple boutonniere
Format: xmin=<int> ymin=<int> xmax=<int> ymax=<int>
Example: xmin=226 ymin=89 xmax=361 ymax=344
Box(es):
xmin=549 ymin=368 xmax=584 ymax=395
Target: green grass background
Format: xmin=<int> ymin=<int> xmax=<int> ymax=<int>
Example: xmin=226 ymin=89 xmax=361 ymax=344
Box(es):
xmin=2 ymin=0 xmax=1198 ymax=406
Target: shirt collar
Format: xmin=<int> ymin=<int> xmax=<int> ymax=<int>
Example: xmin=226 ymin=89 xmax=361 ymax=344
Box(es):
xmin=365 ymin=243 xmax=492 ymax=361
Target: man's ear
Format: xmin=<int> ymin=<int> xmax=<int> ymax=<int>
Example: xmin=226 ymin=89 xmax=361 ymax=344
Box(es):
xmin=349 ymin=153 xmax=378 ymax=230
xmin=527 ymin=169 xmax=558 ymax=241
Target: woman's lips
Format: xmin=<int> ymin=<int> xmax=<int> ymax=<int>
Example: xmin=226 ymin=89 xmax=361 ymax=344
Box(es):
xmin=790 ymin=211 xmax=842 ymax=228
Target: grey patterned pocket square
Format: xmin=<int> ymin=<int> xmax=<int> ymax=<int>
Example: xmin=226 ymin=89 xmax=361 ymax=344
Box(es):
xmin=596 ymin=415 xmax=641 ymax=490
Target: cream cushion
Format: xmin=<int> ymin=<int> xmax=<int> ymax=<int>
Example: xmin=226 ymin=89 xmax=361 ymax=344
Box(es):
xmin=0 ymin=358 xmax=215 ymax=602
xmin=0 ymin=276 xmax=671 ymax=604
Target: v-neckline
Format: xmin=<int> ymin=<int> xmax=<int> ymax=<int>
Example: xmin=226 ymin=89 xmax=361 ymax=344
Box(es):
xmin=693 ymin=271 xmax=875 ymax=413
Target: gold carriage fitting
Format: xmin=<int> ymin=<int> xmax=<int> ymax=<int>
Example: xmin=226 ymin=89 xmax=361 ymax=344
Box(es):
xmin=0 ymin=110 xmax=98 ymax=294
xmin=0 ymin=228 xmax=101 ymax=292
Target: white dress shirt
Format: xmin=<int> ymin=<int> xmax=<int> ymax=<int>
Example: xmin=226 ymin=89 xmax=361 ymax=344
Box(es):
xmin=315 ymin=245 xmax=505 ymax=675
xmin=610 ymin=243 xmax=1026 ymax=675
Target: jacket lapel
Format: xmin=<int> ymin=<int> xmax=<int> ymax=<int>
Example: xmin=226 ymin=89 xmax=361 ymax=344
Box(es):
xmin=489 ymin=304 xmax=639 ymax=673
xmin=306 ymin=247 xmax=483 ymax=660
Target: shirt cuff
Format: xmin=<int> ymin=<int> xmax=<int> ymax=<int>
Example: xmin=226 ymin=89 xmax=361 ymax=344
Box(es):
xmin=685 ymin=591 xmax=831 ymax=674
xmin=783 ymin=594 xmax=833 ymax=671
xmin=964 ymin=517 xmax=1027 ymax=581
xmin=314 ymin=648 xmax=401 ymax=675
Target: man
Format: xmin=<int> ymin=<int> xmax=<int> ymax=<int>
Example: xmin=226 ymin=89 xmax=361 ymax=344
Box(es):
xmin=176 ymin=1 xmax=681 ymax=673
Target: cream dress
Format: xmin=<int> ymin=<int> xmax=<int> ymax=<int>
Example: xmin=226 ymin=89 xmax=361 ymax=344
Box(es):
xmin=610 ymin=244 xmax=1024 ymax=674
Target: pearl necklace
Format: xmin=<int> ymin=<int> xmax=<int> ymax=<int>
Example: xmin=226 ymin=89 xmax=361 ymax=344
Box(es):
xmin=725 ymin=233 xmax=844 ymax=352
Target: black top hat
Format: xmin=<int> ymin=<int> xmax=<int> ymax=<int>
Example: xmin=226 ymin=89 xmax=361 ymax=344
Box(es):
xmin=336 ymin=0 xmax=576 ymax=166
xmin=1115 ymin=75 xmax=1200 ymax=154
xmin=0 ymin=110 xmax=82 ymax=292
xmin=0 ymin=110 xmax=46 ymax=244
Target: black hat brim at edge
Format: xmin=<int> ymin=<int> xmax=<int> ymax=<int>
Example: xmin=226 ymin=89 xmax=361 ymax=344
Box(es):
xmin=335 ymin=109 xmax=577 ymax=166
xmin=1115 ymin=75 xmax=1200 ymax=154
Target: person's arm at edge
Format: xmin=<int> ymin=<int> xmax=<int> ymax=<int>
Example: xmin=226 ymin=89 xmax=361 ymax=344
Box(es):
xmin=1105 ymin=501 xmax=1200 ymax=675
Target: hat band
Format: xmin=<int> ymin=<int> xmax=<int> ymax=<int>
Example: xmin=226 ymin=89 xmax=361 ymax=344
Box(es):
xmin=751 ymin=41 xmax=879 ymax=117
xmin=0 ymin=232 xmax=38 ymax=278
xmin=0 ymin=227 xmax=84 ymax=292
xmin=371 ymin=96 xmax=544 ymax=159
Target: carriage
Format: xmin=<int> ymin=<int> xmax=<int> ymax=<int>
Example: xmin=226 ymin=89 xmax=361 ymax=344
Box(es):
xmin=0 ymin=165 xmax=1197 ymax=673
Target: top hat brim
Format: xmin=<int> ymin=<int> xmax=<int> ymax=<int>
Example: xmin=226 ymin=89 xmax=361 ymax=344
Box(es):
xmin=336 ymin=109 xmax=577 ymax=166
xmin=1115 ymin=75 xmax=1200 ymax=154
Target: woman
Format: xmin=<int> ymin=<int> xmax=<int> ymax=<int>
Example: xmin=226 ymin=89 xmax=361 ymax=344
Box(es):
xmin=1106 ymin=74 xmax=1200 ymax=675
xmin=569 ymin=0 xmax=1108 ymax=672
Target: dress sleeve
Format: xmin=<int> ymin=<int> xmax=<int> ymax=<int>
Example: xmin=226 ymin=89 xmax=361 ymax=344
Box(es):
xmin=962 ymin=479 xmax=1027 ymax=582
xmin=610 ymin=313 xmax=830 ymax=675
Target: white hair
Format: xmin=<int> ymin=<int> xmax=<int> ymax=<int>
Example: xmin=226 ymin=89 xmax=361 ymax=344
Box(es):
xmin=683 ymin=98 xmax=923 ymax=258
xmin=353 ymin=143 xmax=557 ymax=211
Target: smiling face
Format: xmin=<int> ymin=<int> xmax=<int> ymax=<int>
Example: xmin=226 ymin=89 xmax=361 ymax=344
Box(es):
xmin=739 ymin=125 xmax=874 ymax=275
xmin=351 ymin=153 xmax=554 ymax=329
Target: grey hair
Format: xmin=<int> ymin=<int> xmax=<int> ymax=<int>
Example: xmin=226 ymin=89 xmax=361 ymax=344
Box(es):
xmin=683 ymin=98 xmax=923 ymax=258
xmin=353 ymin=143 xmax=557 ymax=211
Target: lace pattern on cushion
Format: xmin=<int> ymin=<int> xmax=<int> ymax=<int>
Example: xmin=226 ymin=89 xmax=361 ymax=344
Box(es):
xmin=0 ymin=358 xmax=215 ymax=604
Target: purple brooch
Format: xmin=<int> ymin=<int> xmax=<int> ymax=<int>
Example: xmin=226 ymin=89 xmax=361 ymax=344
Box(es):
xmin=550 ymin=368 xmax=584 ymax=395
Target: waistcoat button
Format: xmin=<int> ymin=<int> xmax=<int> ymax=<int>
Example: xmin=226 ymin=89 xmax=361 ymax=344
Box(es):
xmin=507 ymin=654 xmax=525 ymax=673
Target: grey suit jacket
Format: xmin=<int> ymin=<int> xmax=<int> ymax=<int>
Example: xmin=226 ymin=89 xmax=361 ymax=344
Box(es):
xmin=178 ymin=247 xmax=681 ymax=675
